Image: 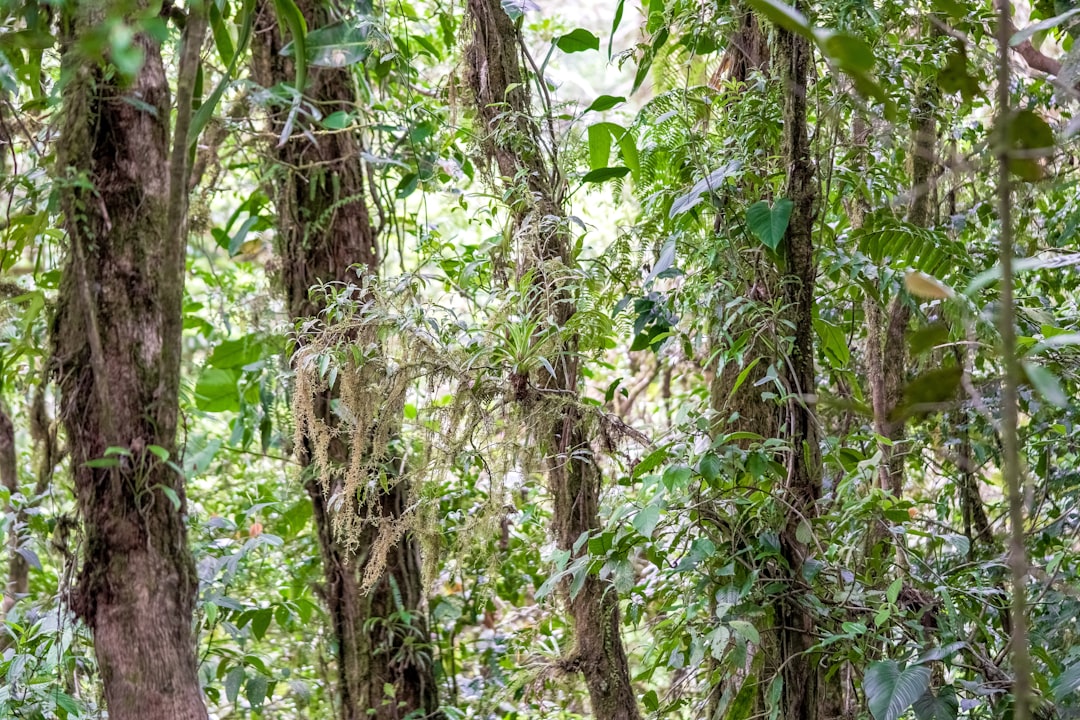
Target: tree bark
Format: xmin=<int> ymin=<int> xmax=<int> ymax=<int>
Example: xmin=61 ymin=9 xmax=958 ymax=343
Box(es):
xmin=774 ymin=16 xmax=822 ymax=720
xmin=1 ymin=407 xmax=25 ymax=617
xmin=50 ymin=4 xmax=206 ymax=719
xmin=464 ymin=2 xmax=640 ymax=718
xmin=251 ymin=3 xmax=440 ymax=718
xmin=865 ymin=80 xmax=936 ymax=509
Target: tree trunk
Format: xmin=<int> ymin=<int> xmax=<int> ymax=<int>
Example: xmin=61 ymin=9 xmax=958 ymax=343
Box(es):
xmin=774 ymin=16 xmax=823 ymax=720
xmin=865 ymin=85 xmax=935 ymax=501
xmin=251 ymin=4 xmax=440 ymax=718
xmin=464 ymin=2 xmax=641 ymax=718
xmin=50 ymin=4 xmax=206 ymax=719
xmin=1 ymin=407 xmax=25 ymax=617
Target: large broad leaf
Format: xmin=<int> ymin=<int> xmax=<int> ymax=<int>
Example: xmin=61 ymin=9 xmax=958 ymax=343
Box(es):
xmin=195 ymin=368 xmax=241 ymax=412
xmin=555 ymin=28 xmax=599 ymax=53
xmin=745 ymin=198 xmax=793 ymax=250
xmin=208 ymin=335 xmax=264 ymax=369
xmin=912 ymin=686 xmax=958 ymax=720
xmin=865 ymin=661 xmax=932 ymax=720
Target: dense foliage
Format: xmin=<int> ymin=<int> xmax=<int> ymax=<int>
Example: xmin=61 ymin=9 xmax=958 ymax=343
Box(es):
xmin=2 ymin=0 xmax=1080 ymax=718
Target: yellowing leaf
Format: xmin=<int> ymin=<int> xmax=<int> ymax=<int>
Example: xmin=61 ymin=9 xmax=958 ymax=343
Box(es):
xmin=904 ymin=271 xmax=954 ymax=300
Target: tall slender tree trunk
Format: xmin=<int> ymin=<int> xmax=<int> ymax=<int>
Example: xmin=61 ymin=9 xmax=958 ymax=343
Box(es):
xmin=865 ymin=83 xmax=935 ymax=502
xmin=774 ymin=16 xmax=823 ymax=720
xmin=251 ymin=4 xmax=439 ymax=718
xmin=1 ymin=407 xmax=25 ymax=618
xmin=49 ymin=4 xmax=207 ymax=719
xmin=464 ymin=2 xmax=640 ymax=718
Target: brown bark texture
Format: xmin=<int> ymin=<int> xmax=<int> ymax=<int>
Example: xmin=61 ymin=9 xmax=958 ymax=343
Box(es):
xmin=865 ymin=83 xmax=936 ymax=502
xmin=49 ymin=4 xmax=206 ymax=719
xmin=774 ymin=18 xmax=823 ymax=720
xmin=713 ymin=3 xmax=770 ymax=86
xmin=251 ymin=3 xmax=439 ymax=718
xmin=1 ymin=407 xmax=26 ymax=617
xmin=464 ymin=1 xmax=641 ymax=718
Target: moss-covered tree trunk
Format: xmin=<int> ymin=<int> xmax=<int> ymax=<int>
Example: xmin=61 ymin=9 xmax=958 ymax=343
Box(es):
xmin=774 ymin=16 xmax=823 ymax=720
xmin=464 ymin=2 xmax=640 ymax=718
xmin=251 ymin=4 xmax=439 ymax=718
xmin=50 ymin=4 xmax=207 ymax=719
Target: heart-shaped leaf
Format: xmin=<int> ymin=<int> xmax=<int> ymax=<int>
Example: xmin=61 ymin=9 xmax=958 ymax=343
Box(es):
xmin=746 ymin=198 xmax=793 ymax=250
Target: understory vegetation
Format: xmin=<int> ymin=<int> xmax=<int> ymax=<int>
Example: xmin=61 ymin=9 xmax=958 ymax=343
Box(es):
xmin=2 ymin=0 xmax=1080 ymax=718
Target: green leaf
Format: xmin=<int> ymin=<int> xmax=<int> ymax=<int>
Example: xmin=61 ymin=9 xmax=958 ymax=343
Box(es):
xmin=585 ymin=94 xmax=625 ymax=112
xmin=147 ymin=444 xmax=170 ymax=462
xmin=555 ymin=28 xmax=600 ymax=53
xmin=886 ymin=577 xmax=903 ymax=604
xmin=865 ymin=661 xmax=932 ymax=720
xmin=582 ymin=166 xmax=630 ymax=184
xmin=698 ymin=452 xmax=721 ymax=483
xmin=272 ymin=0 xmax=308 ymax=91
xmin=633 ymin=447 xmax=669 ymax=478
xmin=208 ymin=2 xmax=235 ymax=67
xmin=746 ymin=198 xmax=793 ymax=250
xmin=85 ymin=457 xmax=120 ymax=469
xmin=643 ymin=689 xmax=659 ymax=712
xmin=662 ymin=464 xmax=692 ymax=491
xmin=195 ymin=368 xmax=241 ymax=412
xmin=190 ymin=0 xmax=256 ymax=150
xmin=1007 ymin=109 xmax=1055 ymax=182
xmin=156 ymin=484 xmax=182 ymax=511
xmin=54 ymin=692 xmax=80 ymax=716
xmin=1053 ymin=661 xmax=1080 ymax=702
xmin=633 ymin=505 xmax=660 ymax=539
xmin=814 ymin=319 xmax=850 ymax=368
xmin=746 ymin=0 xmax=813 ymax=39
xmin=820 ymin=32 xmax=875 ymax=73
xmin=1023 ymin=361 xmax=1068 ymax=408
xmin=729 ymin=619 xmax=760 ymax=645
xmin=937 ymin=44 xmax=980 ymax=101
xmin=225 ymin=666 xmax=245 ymax=703
xmin=795 ymin=519 xmax=813 ymax=544
xmin=251 ymin=607 xmax=273 ymax=640
xmin=245 ymin=674 xmax=268 ymax=709
xmin=587 ymin=122 xmax=615 ymax=169
xmin=912 ymin=687 xmax=959 ymax=720
xmin=608 ymin=0 xmax=625 ymax=58
xmin=322 ymin=110 xmax=351 ymax=129
xmin=209 ymin=335 xmax=264 ymax=369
